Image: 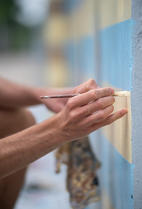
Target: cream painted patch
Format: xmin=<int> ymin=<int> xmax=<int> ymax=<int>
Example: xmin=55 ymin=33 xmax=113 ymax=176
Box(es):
xmin=101 ymin=85 xmax=132 ymax=163
xmin=44 ymin=14 xmax=68 ymax=47
xmin=67 ymin=0 xmax=95 ymax=40
xmin=101 ymin=190 xmax=115 ymax=209
xmin=66 ymin=0 xmax=131 ymax=40
xmin=98 ymin=0 xmax=131 ymax=29
xmin=114 ymin=91 xmax=130 ymax=97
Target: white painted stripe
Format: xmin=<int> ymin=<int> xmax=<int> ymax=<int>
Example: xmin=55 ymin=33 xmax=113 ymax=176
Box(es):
xmin=101 ymin=84 xmax=132 ymax=163
xmin=101 ymin=190 xmax=115 ymax=209
xmin=65 ymin=0 xmax=131 ymax=40
xmin=98 ymin=0 xmax=131 ymax=29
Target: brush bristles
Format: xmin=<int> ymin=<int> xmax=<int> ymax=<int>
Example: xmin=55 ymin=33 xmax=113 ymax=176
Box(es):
xmin=113 ymin=91 xmax=130 ymax=97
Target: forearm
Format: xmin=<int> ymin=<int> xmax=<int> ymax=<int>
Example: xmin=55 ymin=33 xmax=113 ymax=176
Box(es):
xmin=0 ymin=77 xmax=42 ymax=109
xmin=0 ymin=114 xmax=64 ymax=179
xmin=0 ymin=79 xmax=127 ymax=179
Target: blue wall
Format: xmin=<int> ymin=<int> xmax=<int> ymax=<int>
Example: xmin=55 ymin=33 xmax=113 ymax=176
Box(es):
xmin=64 ymin=1 xmax=133 ymax=208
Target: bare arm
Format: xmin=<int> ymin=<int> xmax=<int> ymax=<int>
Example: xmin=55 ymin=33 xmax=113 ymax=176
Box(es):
xmin=0 ymin=114 xmax=63 ymax=178
xmin=0 ymin=77 xmax=72 ymax=112
xmin=0 ymin=80 xmax=127 ymax=179
xmin=0 ymin=77 xmax=41 ymax=109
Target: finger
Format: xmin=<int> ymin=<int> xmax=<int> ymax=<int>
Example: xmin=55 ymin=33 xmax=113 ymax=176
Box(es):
xmin=89 ymin=109 xmax=128 ymax=132
xmin=73 ymin=79 xmax=98 ymax=94
xmin=79 ymin=96 xmax=115 ymax=117
xmin=68 ymin=87 xmax=114 ymax=109
xmin=101 ymin=109 xmax=128 ymax=126
xmin=79 ymin=105 xmax=114 ymax=127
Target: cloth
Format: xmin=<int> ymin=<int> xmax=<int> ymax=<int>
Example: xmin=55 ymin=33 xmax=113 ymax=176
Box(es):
xmin=55 ymin=136 xmax=101 ymax=209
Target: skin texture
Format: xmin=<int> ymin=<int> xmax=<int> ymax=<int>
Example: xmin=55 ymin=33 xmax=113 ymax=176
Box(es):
xmin=0 ymin=78 xmax=128 ymax=176
xmin=0 ymin=77 xmax=70 ymax=112
xmin=0 ymin=78 xmax=127 ymax=209
xmin=0 ymin=109 xmax=36 ymax=209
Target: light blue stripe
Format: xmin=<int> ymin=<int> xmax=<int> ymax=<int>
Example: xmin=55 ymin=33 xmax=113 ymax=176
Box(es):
xmin=78 ymin=37 xmax=95 ymax=78
xmin=64 ymin=37 xmax=95 ymax=84
xmin=100 ymin=19 xmax=133 ymax=90
xmin=64 ymin=20 xmax=133 ymax=89
xmin=91 ymin=132 xmax=134 ymax=209
xmin=64 ymin=41 xmax=80 ymax=85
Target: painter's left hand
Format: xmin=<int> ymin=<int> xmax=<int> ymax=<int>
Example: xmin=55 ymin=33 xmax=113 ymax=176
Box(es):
xmin=39 ymin=79 xmax=98 ymax=113
xmin=39 ymin=88 xmax=73 ymax=113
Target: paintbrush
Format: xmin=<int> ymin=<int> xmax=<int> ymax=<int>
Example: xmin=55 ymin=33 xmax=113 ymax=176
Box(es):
xmin=40 ymin=94 xmax=78 ymax=99
xmin=113 ymin=91 xmax=130 ymax=97
xmin=40 ymin=91 xmax=129 ymax=99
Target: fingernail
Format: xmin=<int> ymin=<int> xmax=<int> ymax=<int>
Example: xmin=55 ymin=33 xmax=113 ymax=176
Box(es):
xmin=121 ymin=109 xmax=128 ymax=115
xmin=109 ymin=88 xmax=114 ymax=94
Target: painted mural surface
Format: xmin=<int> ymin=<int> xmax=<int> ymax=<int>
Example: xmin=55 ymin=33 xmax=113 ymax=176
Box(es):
xmin=45 ymin=0 xmax=133 ymax=208
xmin=63 ymin=0 xmax=133 ymax=209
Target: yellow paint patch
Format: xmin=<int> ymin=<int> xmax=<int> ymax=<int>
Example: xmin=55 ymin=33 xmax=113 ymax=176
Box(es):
xmin=67 ymin=0 xmax=95 ymax=40
xmin=66 ymin=0 xmax=131 ymax=40
xmin=101 ymin=85 xmax=132 ymax=163
xmin=101 ymin=190 xmax=115 ymax=209
xmin=98 ymin=0 xmax=131 ymax=29
xmin=44 ymin=14 xmax=68 ymax=47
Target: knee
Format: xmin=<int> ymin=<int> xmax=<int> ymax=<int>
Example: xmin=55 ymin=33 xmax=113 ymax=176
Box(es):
xmin=13 ymin=109 xmax=36 ymax=131
xmin=0 ymin=108 xmax=36 ymax=138
xmin=20 ymin=109 xmax=36 ymax=128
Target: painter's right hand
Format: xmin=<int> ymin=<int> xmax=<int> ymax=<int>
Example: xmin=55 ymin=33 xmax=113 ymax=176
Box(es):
xmin=58 ymin=79 xmax=128 ymax=141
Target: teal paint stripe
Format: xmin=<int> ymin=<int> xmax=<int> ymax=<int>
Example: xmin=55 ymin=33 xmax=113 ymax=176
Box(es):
xmin=91 ymin=132 xmax=134 ymax=209
xmin=64 ymin=20 xmax=133 ymax=89
xmin=64 ymin=37 xmax=95 ymax=84
xmin=78 ymin=37 xmax=95 ymax=78
xmin=100 ymin=19 xmax=133 ymax=90
xmin=64 ymin=41 xmax=80 ymax=85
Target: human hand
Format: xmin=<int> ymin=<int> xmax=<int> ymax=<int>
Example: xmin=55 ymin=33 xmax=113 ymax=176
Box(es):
xmin=39 ymin=88 xmax=72 ymax=113
xmin=40 ymin=79 xmax=98 ymax=113
xmin=57 ymin=81 xmax=127 ymax=141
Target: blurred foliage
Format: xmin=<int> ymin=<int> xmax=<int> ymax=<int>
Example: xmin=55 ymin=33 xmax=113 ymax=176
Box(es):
xmin=0 ymin=0 xmax=18 ymax=25
xmin=0 ymin=0 xmax=34 ymax=51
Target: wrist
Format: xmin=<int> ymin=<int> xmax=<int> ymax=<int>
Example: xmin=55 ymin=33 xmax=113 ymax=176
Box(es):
xmin=51 ymin=111 xmax=74 ymax=143
xmin=42 ymin=113 xmax=67 ymax=147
